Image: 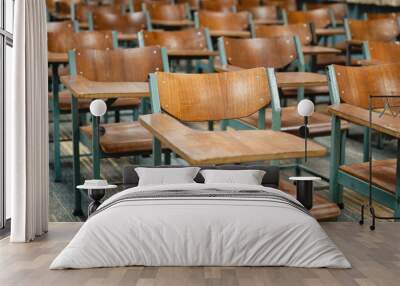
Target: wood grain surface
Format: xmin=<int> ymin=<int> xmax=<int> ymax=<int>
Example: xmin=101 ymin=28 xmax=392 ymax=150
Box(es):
xmin=139 ymin=113 xmax=327 ymax=165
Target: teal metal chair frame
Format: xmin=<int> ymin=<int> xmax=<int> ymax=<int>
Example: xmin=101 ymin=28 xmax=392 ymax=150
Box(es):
xmin=68 ymin=47 xmax=170 ymax=216
xmin=327 ymin=65 xmax=400 ymax=215
xmin=147 ymin=68 xmax=278 ymax=166
xmin=51 ymin=30 xmax=120 ymax=182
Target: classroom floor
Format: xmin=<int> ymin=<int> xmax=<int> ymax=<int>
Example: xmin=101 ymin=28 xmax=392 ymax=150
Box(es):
xmin=49 ymin=108 xmax=398 ymax=222
xmin=1 ymin=222 xmax=400 ymax=286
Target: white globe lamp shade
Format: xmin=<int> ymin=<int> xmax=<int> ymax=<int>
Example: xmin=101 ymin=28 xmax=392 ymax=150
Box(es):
xmin=90 ymin=99 xmax=107 ymax=117
xmin=297 ymin=99 xmax=314 ymax=117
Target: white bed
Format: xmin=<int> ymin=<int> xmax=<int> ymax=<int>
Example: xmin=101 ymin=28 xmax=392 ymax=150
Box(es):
xmin=50 ymin=183 xmax=351 ymax=269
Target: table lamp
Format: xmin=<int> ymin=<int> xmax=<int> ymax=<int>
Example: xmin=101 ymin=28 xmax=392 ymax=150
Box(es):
xmin=297 ymin=99 xmax=315 ymax=162
xmin=90 ymin=99 xmax=107 ymax=136
xmin=288 ymin=99 xmax=318 ymax=210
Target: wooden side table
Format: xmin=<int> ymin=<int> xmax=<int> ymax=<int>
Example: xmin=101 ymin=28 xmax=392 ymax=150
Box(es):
xmin=289 ymin=177 xmax=321 ymax=210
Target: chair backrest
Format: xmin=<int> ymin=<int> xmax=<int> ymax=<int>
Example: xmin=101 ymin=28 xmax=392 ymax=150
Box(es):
xmin=151 ymin=68 xmax=271 ymax=122
xmin=254 ymin=23 xmax=312 ymax=46
xmin=366 ymin=12 xmax=400 ymax=20
xmin=221 ymin=36 xmax=297 ymax=69
xmin=133 ymin=0 xmax=172 ymax=11
xmin=48 ymin=21 xmax=76 ymax=52
xmin=92 ymin=11 xmax=147 ymax=33
xmin=197 ymin=10 xmax=249 ymax=31
xmin=48 ymin=30 xmax=115 ymax=53
xmin=238 ymin=0 xmax=261 ymax=8
xmin=240 ymin=5 xmax=279 ymax=21
xmin=288 ymin=8 xmax=331 ymax=28
xmin=306 ymin=3 xmax=348 ymax=22
xmin=329 ymin=63 xmax=400 ymax=109
xmin=75 ymin=3 xmax=121 ymax=23
xmin=364 ymin=41 xmax=400 ymax=64
xmin=268 ymin=0 xmax=296 ymax=12
xmin=73 ymin=31 xmax=115 ymax=50
xmin=145 ymin=3 xmax=189 ymax=21
xmin=176 ymin=0 xmax=200 ymax=9
xmin=73 ymin=46 xmax=165 ymax=82
xmin=140 ymin=28 xmax=210 ymax=50
xmin=201 ymin=0 xmax=236 ymax=12
xmin=346 ymin=18 xmax=399 ymax=42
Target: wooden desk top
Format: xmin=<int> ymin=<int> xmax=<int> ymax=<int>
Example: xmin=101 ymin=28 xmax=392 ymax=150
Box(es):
xmin=254 ymin=19 xmax=284 ymax=25
xmin=139 ymin=113 xmax=327 ymax=165
xmin=167 ymin=49 xmax=219 ymax=58
xmin=209 ymin=30 xmax=251 ymax=38
xmin=356 ymin=59 xmax=382 ymax=66
xmin=315 ymin=27 xmax=345 ymax=36
xmin=117 ymin=33 xmax=138 ymax=41
xmin=214 ymin=62 xmax=327 ymax=88
xmin=275 ymin=72 xmax=327 ymax=88
xmin=151 ymin=19 xmax=194 ymax=27
xmin=61 ymin=75 xmax=149 ymax=99
xmin=329 ymin=103 xmax=400 ymax=139
xmin=48 ymin=52 xmax=69 ymax=64
xmin=302 ymin=45 xmax=341 ymax=55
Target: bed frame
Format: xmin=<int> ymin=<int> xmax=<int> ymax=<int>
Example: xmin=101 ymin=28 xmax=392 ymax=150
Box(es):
xmin=122 ymin=165 xmax=280 ymax=189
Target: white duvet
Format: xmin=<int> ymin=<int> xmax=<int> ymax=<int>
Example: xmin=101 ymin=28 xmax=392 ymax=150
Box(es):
xmin=50 ymin=183 xmax=351 ymax=269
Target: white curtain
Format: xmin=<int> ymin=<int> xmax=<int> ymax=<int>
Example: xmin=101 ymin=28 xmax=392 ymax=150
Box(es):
xmin=7 ymin=0 xmax=49 ymax=242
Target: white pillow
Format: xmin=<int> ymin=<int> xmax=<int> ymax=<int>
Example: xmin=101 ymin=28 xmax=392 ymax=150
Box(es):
xmin=200 ymin=169 xmax=266 ymax=185
xmin=135 ymin=167 xmax=201 ymax=186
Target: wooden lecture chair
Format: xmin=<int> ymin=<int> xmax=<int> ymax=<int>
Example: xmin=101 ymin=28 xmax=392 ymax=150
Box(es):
xmin=140 ymin=67 xmax=326 ymax=166
xmin=143 ymin=3 xmax=194 ymax=29
xmin=194 ymin=10 xmax=253 ymax=39
xmin=239 ymin=4 xmax=285 ymax=26
xmin=214 ymin=36 xmax=349 ymax=177
xmin=287 ymin=8 xmax=346 ymax=66
xmin=48 ymin=28 xmax=143 ymax=181
xmin=139 ymin=68 xmax=339 ymax=219
xmin=63 ymin=46 xmax=170 ymax=216
xmin=200 ymin=0 xmax=237 ymax=12
xmin=71 ymin=2 xmax=128 ymax=30
xmin=253 ymin=23 xmax=342 ymax=73
xmin=287 ymin=8 xmax=344 ymax=39
xmin=46 ymin=0 xmax=81 ymax=21
xmin=328 ymin=63 xmax=400 ymax=215
xmin=344 ymin=18 xmax=400 ymax=65
xmin=138 ymin=28 xmax=216 ymax=73
xmin=89 ymin=9 xmax=151 ymax=43
xmin=268 ymin=0 xmax=297 ymax=13
xmin=304 ymin=2 xmax=349 ymax=26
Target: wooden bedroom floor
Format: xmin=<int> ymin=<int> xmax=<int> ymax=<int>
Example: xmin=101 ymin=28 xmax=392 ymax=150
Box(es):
xmin=1 ymin=222 xmax=399 ymax=286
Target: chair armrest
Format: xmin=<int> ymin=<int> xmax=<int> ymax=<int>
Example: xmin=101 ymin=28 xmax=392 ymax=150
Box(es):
xmin=61 ymin=75 xmax=149 ymax=99
xmin=328 ymin=103 xmax=400 ymax=138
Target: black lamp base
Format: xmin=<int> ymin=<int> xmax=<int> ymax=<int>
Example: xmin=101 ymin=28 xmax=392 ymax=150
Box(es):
xmin=296 ymin=180 xmax=314 ymax=210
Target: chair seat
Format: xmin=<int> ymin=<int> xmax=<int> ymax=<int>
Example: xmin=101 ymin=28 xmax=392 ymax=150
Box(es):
xmin=281 ymin=85 xmax=329 ymax=97
xmin=239 ymin=106 xmax=350 ymax=136
xmin=340 ymin=159 xmax=397 ymax=194
xmin=49 ymin=90 xmax=141 ymax=111
xmin=80 ymin=122 xmax=153 ymax=154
